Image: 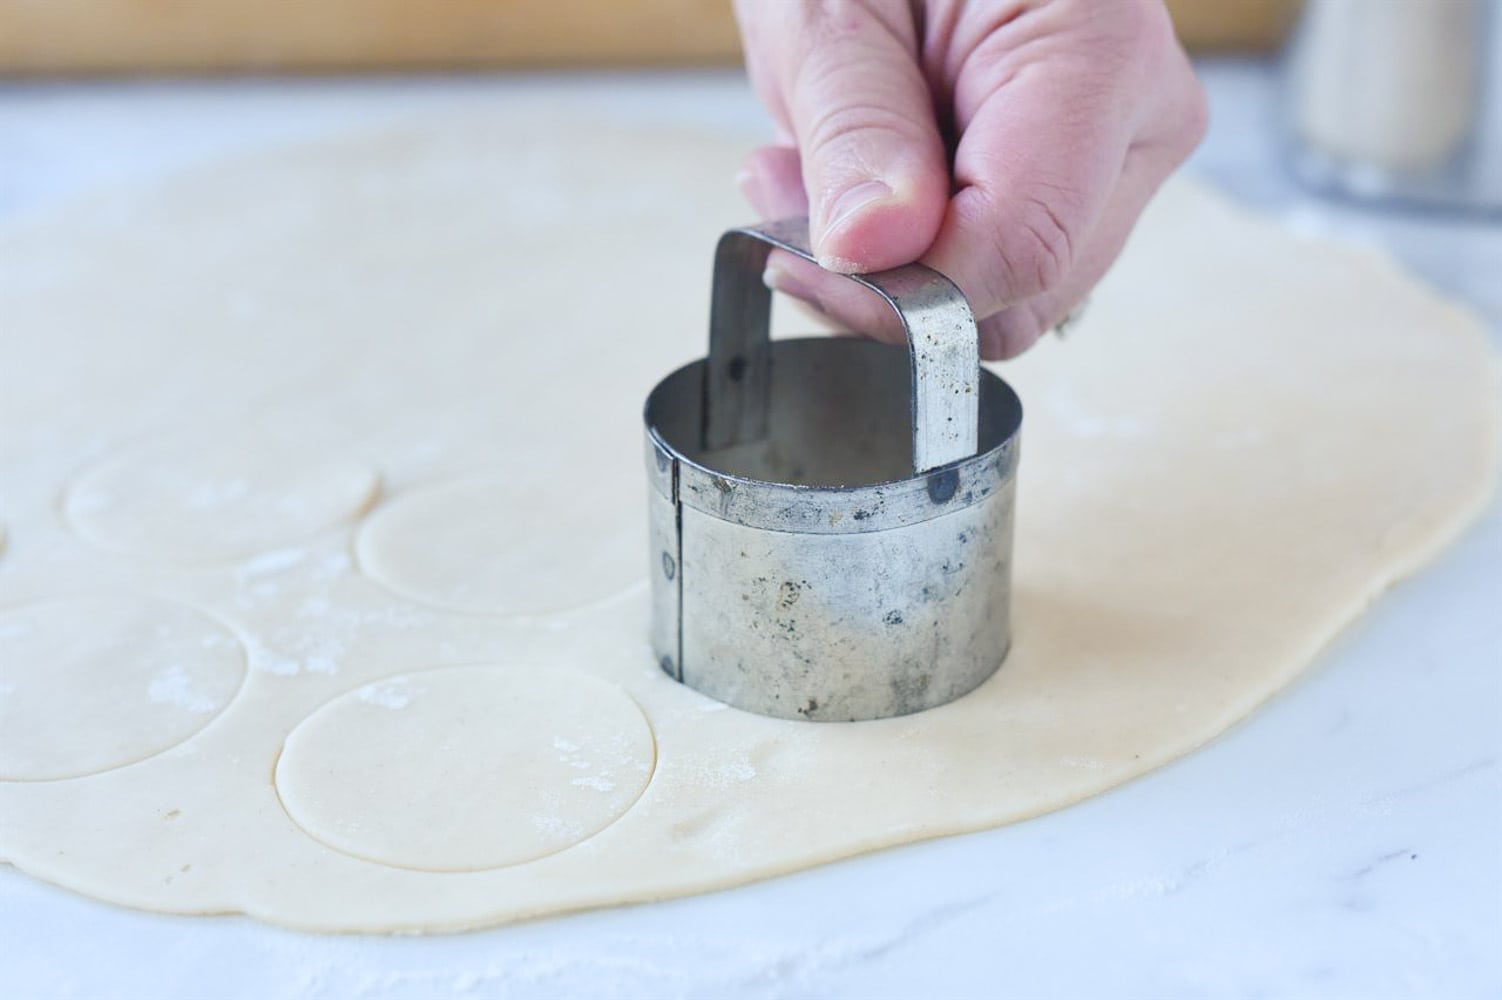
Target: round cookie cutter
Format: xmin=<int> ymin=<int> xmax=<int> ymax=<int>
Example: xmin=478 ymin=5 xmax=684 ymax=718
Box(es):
xmin=643 ymin=219 xmax=1023 ymax=722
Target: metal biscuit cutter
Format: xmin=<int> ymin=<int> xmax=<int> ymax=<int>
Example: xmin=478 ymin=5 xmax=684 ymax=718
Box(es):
xmin=644 ymin=219 xmax=1023 ymax=722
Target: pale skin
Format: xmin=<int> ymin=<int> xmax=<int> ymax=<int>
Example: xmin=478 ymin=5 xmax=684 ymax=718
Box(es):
xmin=733 ymin=0 xmax=1208 ymax=359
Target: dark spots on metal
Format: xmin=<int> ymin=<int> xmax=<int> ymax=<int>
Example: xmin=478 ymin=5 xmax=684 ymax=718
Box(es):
xmin=776 ymin=580 xmax=802 ymax=609
xmin=797 ymin=697 xmax=820 ymax=717
xmin=726 ymin=355 xmax=748 ymax=382
xmin=712 ymin=475 xmax=734 ymax=494
xmin=850 ymin=494 xmax=887 ymax=523
xmin=956 ymin=531 xmax=969 ymax=544
xmin=884 ymin=610 xmax=904 ymax=626
xmin=890 ymin=671 xmax=932 ymax=706
xmin=659 ymin=655 xmax=676 ymax=677
xmin=661 ymin=551 xmax=677 ymax=581
xmin=927 ymin=468 xmax=959 ymax=504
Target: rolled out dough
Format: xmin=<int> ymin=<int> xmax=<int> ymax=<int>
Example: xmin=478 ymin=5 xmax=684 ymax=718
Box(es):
xmin=355 ymin=474 xmax=643 ymax=616
xmin=274 ymin=664 xmax=656 ymax=872
xmin=0 ymin=596 xmax=245 ymax=781
xmin=64 ymin=415 xmax=380 ymax=563
xmin=0 ymin=107 xmax=1495 ymax=932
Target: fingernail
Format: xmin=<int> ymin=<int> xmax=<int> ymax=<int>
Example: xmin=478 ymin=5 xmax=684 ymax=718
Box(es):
xmin=816 ymin=253 xmax=863 ymax=274
xmin=820 ymin=179 xmax=892 ymax=240
xmin=735 ymin=167 xmax=757 ymax=201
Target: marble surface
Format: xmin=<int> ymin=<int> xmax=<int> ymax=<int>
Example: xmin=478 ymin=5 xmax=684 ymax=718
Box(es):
xmin=1 ymin=60 xmax=1498 ymax=999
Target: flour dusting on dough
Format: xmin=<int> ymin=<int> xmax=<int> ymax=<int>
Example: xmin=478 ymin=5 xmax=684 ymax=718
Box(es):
xmin=147 ymin=665 xmax=219 ymax=714
xmin=237 ymin=548 xmax=308 ymax=579
xmin=244 ymin=638 xmax=302 ymax=677
xmin=358 ymin=681 xmax=415 ymax=710
xmin=571 ymin=775 xmax=616 ymax=792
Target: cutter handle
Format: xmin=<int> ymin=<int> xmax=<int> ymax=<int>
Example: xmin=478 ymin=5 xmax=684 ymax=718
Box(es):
xmin=703 ymin=219 xmax=980 ymax=475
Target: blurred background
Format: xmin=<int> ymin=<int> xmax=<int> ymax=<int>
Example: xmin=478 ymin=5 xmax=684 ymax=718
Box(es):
xmin=2 ymin=0 xmax=1497 ymax=221
xmin=0 ymin=0 xmax=1304 ymax=71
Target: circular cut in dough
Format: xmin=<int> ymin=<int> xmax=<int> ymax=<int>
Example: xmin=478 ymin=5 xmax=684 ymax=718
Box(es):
xmin=274 ymin=664 xmax=655 ymax=872
xmin=65 ymin=422 xmax=379 ymax=563
xmin=0 ymin=596 xmax=246 ymax=780
xmin=356 ymin=474 xmax=641 ymax=615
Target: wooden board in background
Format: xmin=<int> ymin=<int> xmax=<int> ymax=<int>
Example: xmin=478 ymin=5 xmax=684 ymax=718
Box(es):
xmin=0 ymin=0 xmax=1304 ymax=76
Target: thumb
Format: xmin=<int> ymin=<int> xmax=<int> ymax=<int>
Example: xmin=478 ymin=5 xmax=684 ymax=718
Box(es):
xmin=746 ymin=2 xmax=948 ymax=273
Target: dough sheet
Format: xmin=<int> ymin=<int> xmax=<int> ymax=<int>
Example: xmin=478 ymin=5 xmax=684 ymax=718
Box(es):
xmin=0 ymin=110 xmax=1496 ymax=931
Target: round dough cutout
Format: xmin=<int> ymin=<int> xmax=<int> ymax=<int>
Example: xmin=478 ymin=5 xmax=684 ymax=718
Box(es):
xmin=356 ymin=474 xmax=640 ymax=615
xmin=65 ymin=422 xmax=379 ymax=562
xmin=0 ymin=596 xmax=246 ymax=780
xmin=274 ymin=664 xmax=655 ymax=872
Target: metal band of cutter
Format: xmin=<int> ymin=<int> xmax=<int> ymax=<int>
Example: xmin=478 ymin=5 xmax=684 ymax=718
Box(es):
xmin=643 ymin=219 xmax=1023 ymax=722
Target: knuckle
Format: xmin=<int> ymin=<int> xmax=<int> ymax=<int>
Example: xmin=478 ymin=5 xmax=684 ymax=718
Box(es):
xmin=1124 ymin=2 xmax=1208 ymax=160
xmin=1003 ymin=194 xmax=1076 ymax=299
xmin=948 ymin=186 xmax=1079 ymax=311
xmin=801 ymin=0 xmax=871 ymax=43
xmin=1147 ymin=62 xmax=1209 ymax=164
xmin=800 ymin=0 xmax=914 ymax=46
xmin=799 ymin=95 xmax=917 ymax=155
xmin=1177 ymin=77 xmax=1211 ymax=153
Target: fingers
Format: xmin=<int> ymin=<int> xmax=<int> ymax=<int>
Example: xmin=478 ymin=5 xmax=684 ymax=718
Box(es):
xmin=733 ymin=0 xmax=950 ymax=272
xmin=976 ymin=137 xmax=1193 ymax=359
xmin=740 ymin=142 xmax=909 ymax=347
xmin=763 ymin=253 xmax=906 ymax=344
xmin=921 ymin=63 xmax=1134 ymax=321
xmin=734 ymin=0 xmax=1208 ymax=364
xmin=737 ymin=144 xmax=807 ymax=219
xmin=967 ymin=7 xmax=1208 ymax=359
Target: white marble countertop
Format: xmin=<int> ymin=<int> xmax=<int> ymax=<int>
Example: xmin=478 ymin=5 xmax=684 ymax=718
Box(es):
xmin=1 ymin=60 xmax=1498 ymax=999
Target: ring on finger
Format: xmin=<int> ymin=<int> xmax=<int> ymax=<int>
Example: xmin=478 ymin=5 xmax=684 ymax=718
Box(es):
xmin=1052 ymin=296 xmax=1091 ymax=340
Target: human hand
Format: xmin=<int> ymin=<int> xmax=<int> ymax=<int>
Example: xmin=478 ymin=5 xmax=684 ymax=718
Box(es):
xmin=733 ymin=0 xmax=1207 ymax=359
